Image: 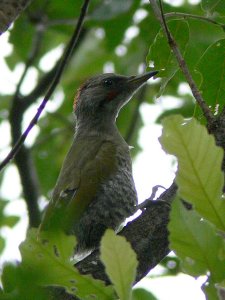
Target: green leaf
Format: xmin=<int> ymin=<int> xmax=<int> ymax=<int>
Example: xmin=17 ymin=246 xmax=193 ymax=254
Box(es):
xmin=3 ymin=216 xmax=20 ymax=228
xmin=195 ymin=39 xmax=225 ymax=113
xmin=201 ymin=0 xmax=225 ymax=16
xmin=169 ymin=197 xmax=225 ymax=280
xmin=0 ymin=199 xmax=8 ymax=212
xmin=63 ymin=31 xmax=112 ymax=84
xmin=100 ymin=229 xmax=138 ymax=300
xmin=6 ymin=17 xmax=35 ymax=67
xmin=46 ymin=0 xmax=84 ymax=20
xmin=0 ymin=236 xmax=5 ymax=254
xmin=147 ymin=20 xmax=189 ymax=96
xmin=0 ymin=200 xmax=20 ymax=228
xmin=1 ymin=263 xmax=49 ymax=300
xmin=20 ymin=229 xmax=115 ymax=300
xmin=132 ymin=288 xmax=158 ymax=300
xmin=1 ymin=263 xmax=19 ymax=293
xmin=203 ymin=278 xmax=222 ymax=300
xmin=160 ymin=115 xmax=225 ymax=231
xmin=89 ymin=0 xmax=141 ymax=50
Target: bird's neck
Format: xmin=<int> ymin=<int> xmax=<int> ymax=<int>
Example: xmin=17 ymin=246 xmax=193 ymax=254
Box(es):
xmin=75 ymin=115 xmax=120 ymax=138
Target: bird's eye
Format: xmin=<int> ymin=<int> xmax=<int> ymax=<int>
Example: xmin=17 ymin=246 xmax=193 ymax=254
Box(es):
xmin=103 ymin=79 xmax=113 ymax=87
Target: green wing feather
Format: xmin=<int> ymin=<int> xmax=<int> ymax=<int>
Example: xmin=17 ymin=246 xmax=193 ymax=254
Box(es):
xmin=39 ymin=137 xmax=116 ymax=232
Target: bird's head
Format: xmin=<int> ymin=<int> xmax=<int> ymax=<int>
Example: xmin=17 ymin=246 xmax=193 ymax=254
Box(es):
xmin=74 ymin=71 xmax=158 ymax=127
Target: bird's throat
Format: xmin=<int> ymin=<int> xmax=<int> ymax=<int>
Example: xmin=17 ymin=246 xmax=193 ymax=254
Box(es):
xmin=75 ymin=116 xmax=118 ymax=138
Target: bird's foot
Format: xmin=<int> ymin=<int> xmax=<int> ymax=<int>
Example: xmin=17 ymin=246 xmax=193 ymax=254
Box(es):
xmin=136 ymin=185 xmax=170 ymax=212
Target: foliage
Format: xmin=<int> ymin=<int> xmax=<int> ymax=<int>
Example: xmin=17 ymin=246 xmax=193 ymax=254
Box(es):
xmin=100 ymin=229 xmax=138 ymax=300
xmin=195 ymin=39 xmax=225 ymax=113
xmin=0 ymin=0 xmax=225 ymax=299
xmin=160 ymin=116 xmax=225 ymax=231
xmin=147 ymin=20 xmax=190 ymax=96
xmin=160 ymin=115 xmax=225 ymax=299
xmin=1 ymin=229 xmax=138 ymax=299
xmin=132 ymin=288 xmax=158 ymax=300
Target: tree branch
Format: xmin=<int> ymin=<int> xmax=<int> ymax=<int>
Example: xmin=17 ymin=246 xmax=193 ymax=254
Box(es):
xmin=207 ymin=109 xmax=225 ymax=173
xmin=51 ymin=182 xmax=177 ymax=300
xmin=165 ymin=12 xmax=225 ymax=30
xmin=0 ymin=0 xmax=90 ymax=172
xmin=149 ymin=0 xmax=214 ymax=124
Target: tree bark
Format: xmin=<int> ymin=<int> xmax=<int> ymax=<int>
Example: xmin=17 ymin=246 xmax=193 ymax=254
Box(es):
xmin=0 ymin=0 xmax=32 ymax=35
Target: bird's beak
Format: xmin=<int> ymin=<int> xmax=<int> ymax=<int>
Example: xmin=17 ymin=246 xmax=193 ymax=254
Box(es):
xmin=127 ymin=70 xmax=158 ymax=89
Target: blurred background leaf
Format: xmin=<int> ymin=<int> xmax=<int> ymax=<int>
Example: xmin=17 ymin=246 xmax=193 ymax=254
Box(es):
xmin=147 ymin=20 xmax=190 ymax=96
xmin=195 ymin=38 xmax=225 ymax=113
xmin=201 ymin=0 xmax=225 ymax=16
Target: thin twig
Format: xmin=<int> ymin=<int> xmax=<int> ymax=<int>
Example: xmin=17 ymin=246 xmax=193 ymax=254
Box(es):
xmin=0 ymin=0 xmax=90 ymax=172
xmin=165 ymin=12 xmax=225 ymax=30
xmin=149 ymin=0 xmax=214 ymax=123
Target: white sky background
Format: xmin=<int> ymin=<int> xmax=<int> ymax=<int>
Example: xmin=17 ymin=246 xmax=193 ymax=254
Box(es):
xmin=0 ymin=0 xmax=205 ymax=298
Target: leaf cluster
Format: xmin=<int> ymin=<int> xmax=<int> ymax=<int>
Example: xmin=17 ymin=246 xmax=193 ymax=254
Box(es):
xmin=1 ymin=229 xmax=140 ymax=300
xmin=160 ymin=115 xmax=225 ymax=300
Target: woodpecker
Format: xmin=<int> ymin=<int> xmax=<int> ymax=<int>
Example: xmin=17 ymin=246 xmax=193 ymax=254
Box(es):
xmin=39 ymin=71 xmax=158 ymax=255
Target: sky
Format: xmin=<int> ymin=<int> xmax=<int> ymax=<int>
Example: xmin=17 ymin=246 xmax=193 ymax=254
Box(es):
xmin=0 ymin=2 xmax=205 ymax=298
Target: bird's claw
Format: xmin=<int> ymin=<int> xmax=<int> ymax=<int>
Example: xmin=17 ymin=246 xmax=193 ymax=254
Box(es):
xmin=136 ymin=185 xmax=170 ymax=211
